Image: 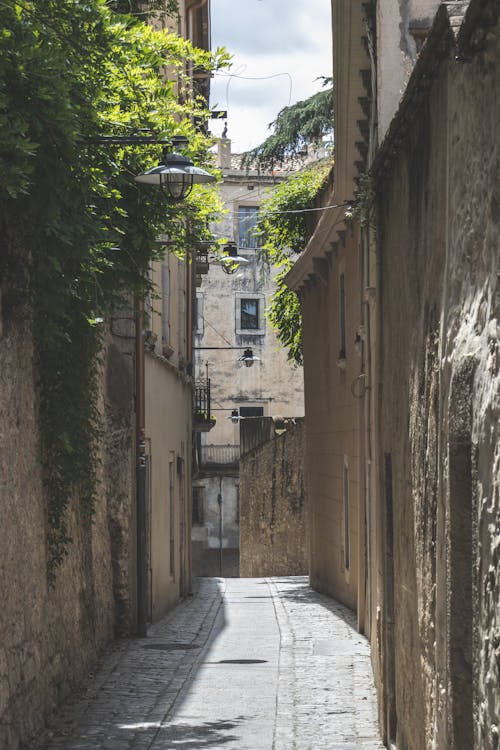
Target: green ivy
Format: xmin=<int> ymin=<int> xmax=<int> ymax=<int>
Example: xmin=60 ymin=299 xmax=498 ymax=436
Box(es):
xmin=0 ymin=0 xmax=227 ymax=580
xmin=258 ymin=161 xmax=332 ymax=366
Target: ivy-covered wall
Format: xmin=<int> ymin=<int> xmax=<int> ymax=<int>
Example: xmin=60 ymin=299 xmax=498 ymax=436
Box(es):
xmin=0 ymin=2 xmax=226 ymax=746
xmin=0 ymin=302 xmax=137 ymax=750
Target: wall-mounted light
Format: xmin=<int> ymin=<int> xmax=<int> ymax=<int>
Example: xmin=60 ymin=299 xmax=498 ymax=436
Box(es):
xmin=229 ymin=409 xmax=240 ymax=423
xmin=238 ymin=348 xmax=260 ymax=368
xmin=221 ymin=241 xmax=250 ymax=275
xmin=195 ymin=345 xmax=260 ymax=367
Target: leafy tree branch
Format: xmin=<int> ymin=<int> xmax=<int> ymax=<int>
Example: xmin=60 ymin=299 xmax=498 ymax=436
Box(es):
xmin=0 ymin=0 xmax=227 ymax=579
xmin=243 ymin=79 xmax=333 ymax=171
xmin=258 ymin=161 xmax=332 ymax=366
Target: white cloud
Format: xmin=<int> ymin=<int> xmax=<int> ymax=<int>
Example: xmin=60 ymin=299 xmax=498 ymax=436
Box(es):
xmin=209 ymin=0 xmax=332 ymax=153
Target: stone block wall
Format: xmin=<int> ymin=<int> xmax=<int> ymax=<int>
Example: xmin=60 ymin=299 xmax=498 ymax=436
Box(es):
xmin=373 ymin=9 xmax=500 ymax=747
xmin=239 ymin=418 xmax=308 ymax=577
xmin=0 ymin=307 xmax=136 ymax=749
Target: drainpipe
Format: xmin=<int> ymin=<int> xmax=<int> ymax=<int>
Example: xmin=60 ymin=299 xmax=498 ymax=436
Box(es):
xmin=136 ymin=297 xmax=148 ymax=637
xmin=218 ymin=476 xmax=223 ymax=577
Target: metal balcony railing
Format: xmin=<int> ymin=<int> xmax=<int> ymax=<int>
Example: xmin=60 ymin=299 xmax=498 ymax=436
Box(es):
xmin=199 ymin=444 xmax=240 ymax=468
xmin=193 ymin=378 xmax=215 ymax=432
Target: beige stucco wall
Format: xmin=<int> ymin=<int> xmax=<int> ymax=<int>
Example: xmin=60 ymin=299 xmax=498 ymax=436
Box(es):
xmin=145 ymin=251 xmax=193 ymax=619
xmin=145 ymin=353 xmax=192 ymax=619
xmin=300 ymin=228 xmax=362 ymax=614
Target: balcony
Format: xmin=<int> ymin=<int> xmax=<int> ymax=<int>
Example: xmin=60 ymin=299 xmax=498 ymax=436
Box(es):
xmin=193 ymin=378 xmax=216 ymax=432
xmin=199 ymin=444 xmax=240 ymax=469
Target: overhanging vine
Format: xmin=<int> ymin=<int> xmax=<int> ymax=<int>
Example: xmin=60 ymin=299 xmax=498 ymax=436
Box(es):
xmin=0 ymin=0 xmax=228 ymax=580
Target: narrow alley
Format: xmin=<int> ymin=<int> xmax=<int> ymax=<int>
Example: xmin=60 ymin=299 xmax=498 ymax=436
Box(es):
xmin=33 ymin=578 xmax=383 ymax=750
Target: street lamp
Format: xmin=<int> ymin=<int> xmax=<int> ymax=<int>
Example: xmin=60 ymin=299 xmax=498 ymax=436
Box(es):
xmin=195 ymin=346 xmax=260 ymax=368
xmin=135 ymin=138 xmax=216 ymax=201
xmin=220 ymin=241 xmax=250 ymax=275
xmin=88 ymin=133 xmax=215 ymax=201
xmin=238 ymin=348 xmax=260 ymax=367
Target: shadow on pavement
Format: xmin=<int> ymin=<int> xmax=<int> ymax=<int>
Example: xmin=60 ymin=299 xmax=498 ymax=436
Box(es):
xmin=268 ymin=576 xmax=359 ymax=633
xmin=151 ymin=717 xmax=245 ymax=747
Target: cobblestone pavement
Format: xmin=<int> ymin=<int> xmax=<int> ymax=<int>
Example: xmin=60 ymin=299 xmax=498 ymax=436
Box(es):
xmin=34 ymin=577 xmax=384 ymax=749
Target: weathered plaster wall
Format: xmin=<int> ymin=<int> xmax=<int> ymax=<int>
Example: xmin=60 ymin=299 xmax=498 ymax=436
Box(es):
xmin=375 ymin=15 xmax=500 ymax=748
xmin=239 ymin=419 xmax=308 ymax=577
xmin=377 ymin=0 xmax=441 ymax=137
xmin=0 ymin=308 xmax=136 ymax=749
xmin=300 ymin=229 xmax=362 ymax=614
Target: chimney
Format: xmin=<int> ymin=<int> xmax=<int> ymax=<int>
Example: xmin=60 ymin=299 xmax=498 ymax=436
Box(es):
xmin=217 ymin=138 xmax=231 ymax=170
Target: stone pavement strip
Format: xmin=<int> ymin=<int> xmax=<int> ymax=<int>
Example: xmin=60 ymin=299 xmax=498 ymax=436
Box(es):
xmin=33 ymin=577 xmax=384 ymax=750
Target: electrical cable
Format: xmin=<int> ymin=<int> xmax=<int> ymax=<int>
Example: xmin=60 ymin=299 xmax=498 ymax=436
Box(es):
xmin=212 ymin=69 xmax=293 ymax=124
xmin=255 ymin=200 xmax=350 ymax=217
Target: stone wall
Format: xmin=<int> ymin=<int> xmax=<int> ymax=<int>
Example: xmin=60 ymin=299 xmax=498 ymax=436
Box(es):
xmin=0 ymin=300 xmax=136 ymax=749
xmin=239 ymin=418 xmax=308 ymax=577
xmin=446 ymin=20 xmax=499 ymax=747
xmin=374 ymin=9 xmax=500 ymax=747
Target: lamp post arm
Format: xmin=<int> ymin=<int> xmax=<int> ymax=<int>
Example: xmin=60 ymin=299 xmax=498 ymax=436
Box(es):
xmin=86 ymin=136 xmax=173 ymax=145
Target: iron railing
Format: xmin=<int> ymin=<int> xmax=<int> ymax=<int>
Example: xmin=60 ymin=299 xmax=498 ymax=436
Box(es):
xmin=199 ymin=444 xmax=240 ymax=468
xmin=193 ymin=378 xmax=215 ymax=430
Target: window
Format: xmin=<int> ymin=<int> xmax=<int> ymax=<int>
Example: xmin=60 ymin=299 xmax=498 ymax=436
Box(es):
xmin=240 ymin=298 xmax=259 ymax=330
xmin=339 ymin=272 xmax=346 ymax=359
xmin=343 ymin=456 xmax=350 ymax=570
xmin=192 ymin=486 xmax=205 ymax=525
xmin=239 ymin=406 xmax=264 ymax=417
xmin=238 ymin=205 xmax=259 ymax=249
xmin=235 ymin=293 xmax=265 ymax=336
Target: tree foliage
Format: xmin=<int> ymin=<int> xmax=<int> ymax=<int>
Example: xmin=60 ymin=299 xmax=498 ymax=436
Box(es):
xmin=243 ymin=80 xmax=333 ymax=170
xmin=0 ymin=0 xmax=228 ymax=578
xmin=258 ymin=162 xmax=332 ymax=366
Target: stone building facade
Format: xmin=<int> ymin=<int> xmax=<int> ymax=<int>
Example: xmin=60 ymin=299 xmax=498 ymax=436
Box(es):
xmin=285 ymin=1 xmax=499 ymax=747
xmin=372 ymin=7 xmax=500 ymax=746
xmin=192 ymin=140 xmax=305 ymax=577
xmin=239 ymin=418 xmax=308 ymax=577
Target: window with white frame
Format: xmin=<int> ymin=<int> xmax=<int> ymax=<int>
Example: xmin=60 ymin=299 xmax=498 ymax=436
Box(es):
xmin=237 ymin=205 xmax=259 ymax=249
xmin=235 ymin=293 xmax=265 ymax=336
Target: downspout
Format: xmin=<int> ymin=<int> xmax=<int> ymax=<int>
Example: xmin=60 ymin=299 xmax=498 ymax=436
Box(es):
xmin=218 ymin=475 xmax=223 ymax=577
xmin=136 ymin=297 xmax=148 ymax=637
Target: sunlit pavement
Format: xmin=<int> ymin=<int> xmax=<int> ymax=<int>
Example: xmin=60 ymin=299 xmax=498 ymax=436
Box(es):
xmin=35 ymin=577 xmax=384 ymax=749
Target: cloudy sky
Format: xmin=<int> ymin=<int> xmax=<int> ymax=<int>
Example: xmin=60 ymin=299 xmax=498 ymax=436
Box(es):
xmin=209 ymin=0 xmax=332 ymax=153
